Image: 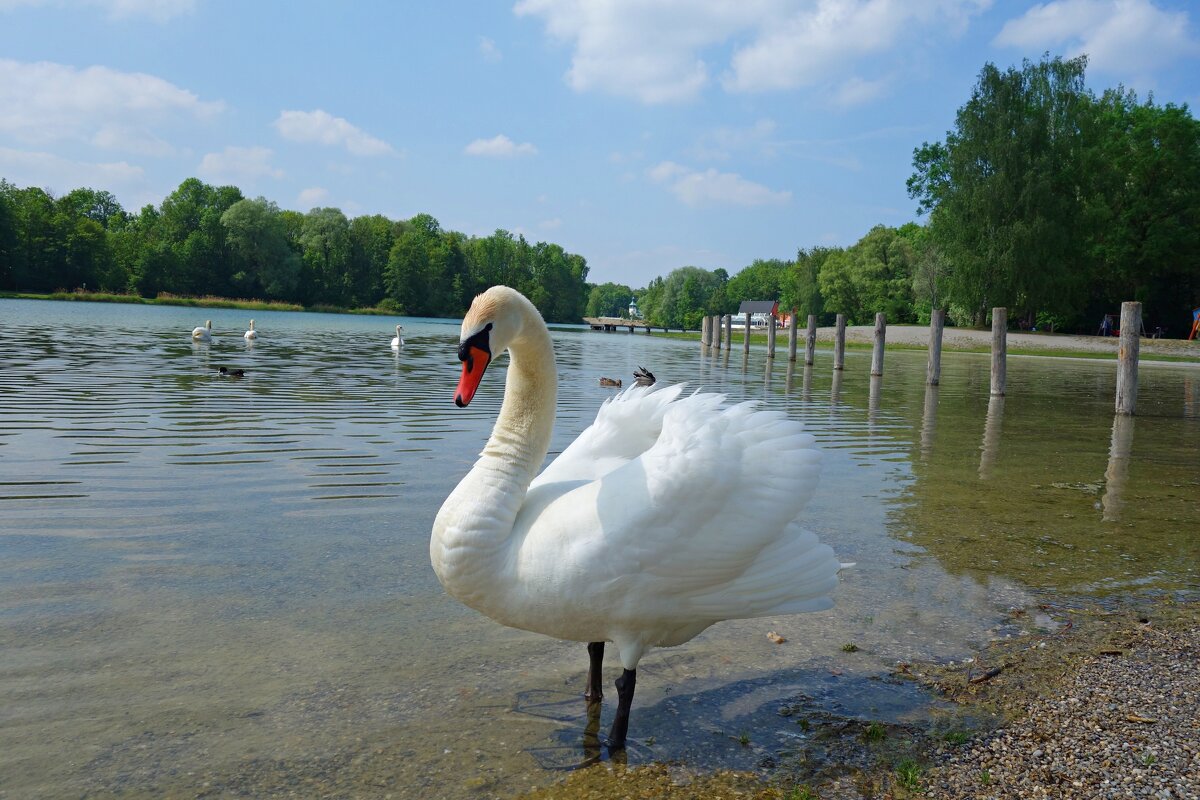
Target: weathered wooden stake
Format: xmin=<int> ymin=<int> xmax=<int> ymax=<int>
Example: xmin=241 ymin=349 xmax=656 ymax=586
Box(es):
xmin=833 ymin=314 xmax=846 ymax=370
xmin=804 ymin=314 xmax=817 ymax=366
xmin=724 ymin=314 xmax=732 ymax=349
xmin=714 ymin=315 xmax=722 ymax=349
xmin=927 ymin=308 xmax=945 ymax=386
xmin=787 ymin=309 xmax=798 ymax=361
xmin=767 ymin=315 xmax=777 ymax=358
xmin=743 ymin=312 xmax=751 ymax=353
xmin=870 ymin=312 xmax=886 ymax=376
xmin=990 ymin=307 xmax=1007 ymax=396
xmin=1116 ymin=301 xmax=1141 ymax=415
xmin=700 ymin=315 xmax=710 ymax=347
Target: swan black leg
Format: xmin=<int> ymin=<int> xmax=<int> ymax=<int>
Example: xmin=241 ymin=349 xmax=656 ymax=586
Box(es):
xmin=608 ymin=668 xmax=636 ymax=750
xmin=584 ymin=641 xmax=604 ymax=701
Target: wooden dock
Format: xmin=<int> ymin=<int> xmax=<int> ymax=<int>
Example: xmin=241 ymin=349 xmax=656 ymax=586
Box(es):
xmin=584 ymin=317 xmax=686 ymax=333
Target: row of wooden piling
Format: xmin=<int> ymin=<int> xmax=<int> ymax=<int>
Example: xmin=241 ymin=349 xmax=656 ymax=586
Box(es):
xmin=699 ymin=301 xmax=1144 ymax=415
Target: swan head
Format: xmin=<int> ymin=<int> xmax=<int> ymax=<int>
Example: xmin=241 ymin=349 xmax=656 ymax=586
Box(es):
xmin=455 ymin=286 xmax=531 ymax=407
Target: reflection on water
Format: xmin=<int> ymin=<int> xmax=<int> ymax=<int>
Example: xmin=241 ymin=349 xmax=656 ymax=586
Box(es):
xmin=978 ymin=394 xmax=1005 ymax=480
xmin=1 ymin=299 xmax=1198 ymax=798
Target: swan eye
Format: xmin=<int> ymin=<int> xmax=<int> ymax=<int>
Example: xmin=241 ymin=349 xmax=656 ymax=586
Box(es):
xmin=458 ymin=323 xmax=493 ymax=368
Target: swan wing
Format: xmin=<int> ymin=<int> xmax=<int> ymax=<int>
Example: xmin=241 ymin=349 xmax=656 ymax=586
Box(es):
xmin=518 ymin=389 xmax=839 ymax=623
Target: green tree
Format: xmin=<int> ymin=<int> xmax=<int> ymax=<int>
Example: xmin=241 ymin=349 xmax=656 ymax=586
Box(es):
xmin=909 ymin=55 xmax=1093 ymax=326
xmin=298 ymin=207 xmax=352 ymax=305
xmin=221 ymin=197 xmax=301 ymax=299
xmin=586 ymin=282 xmax=635 ymax=317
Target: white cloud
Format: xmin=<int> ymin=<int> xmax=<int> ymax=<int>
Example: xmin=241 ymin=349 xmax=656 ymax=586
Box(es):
xmin=516 ymin=0 xmax=989 ymax=104
xmin=539 ymin=217 xmax=562 ymax=230
xmin=688 ymin=118 xmax=778 ymax=161
xmin=832 ymin=76 xmax=889 ymax=108
xmin=464 ymin=134 xmax=538 ymax=157
xmin=994 ymin=0 xmax=1199 ymax=81
xmin=197 ymin=146 xmax=283 ymax=182
xmin=274 ymin=109 xmax=395 ymax=156
xmin=0 ymin=0 xmax=195 ymax=21
xmin=0 ymin=146 xmax=145 ymax=195
xmin=647 ymin=160 xmax=791 ymax=207
xmin=297 ymin=187 xmax=330 ymax=208
xmin=0 ymin=58 xmax=222 ymax=147
xmin=479 ymin=36 xmax=503 ymax=62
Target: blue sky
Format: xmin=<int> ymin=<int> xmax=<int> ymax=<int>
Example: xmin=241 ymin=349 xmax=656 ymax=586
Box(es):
xmin=1 ymin=1 xmax=1197 ymax=288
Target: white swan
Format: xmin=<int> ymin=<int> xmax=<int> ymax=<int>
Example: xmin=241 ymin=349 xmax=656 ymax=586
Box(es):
xmin=244 ymin=319 xmax=257 ymax=340
xmin=432 ymin=286 xmax=843 ymax=749
xmin=390 ymin=324 xmax=404 ymax=349
xmin=191 ymin=320 xmax=212 ymax=341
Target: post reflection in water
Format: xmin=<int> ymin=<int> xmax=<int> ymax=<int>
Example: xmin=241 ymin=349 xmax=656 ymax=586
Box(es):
xmin=764 ymin=356 xmax=774 ymax=391
xmin=830 ymin=368 xmax=843 ymax=406
xmin=867 ymin=374 xmax=882 ymax=431
xmin=741 ymin=352 xmax=749 ymax=375
xmin=979 ymin=394 xmax=1005 ymax=480
xmin=802 ymin=363 xmax=813 ymax=402
xmin=920 ymin=383 xmax=939 ymax=460
xmin=784 ymin=359 xmax=795 ymax=394
xmin=1102 ymin=414 xmax=1135 ymax=522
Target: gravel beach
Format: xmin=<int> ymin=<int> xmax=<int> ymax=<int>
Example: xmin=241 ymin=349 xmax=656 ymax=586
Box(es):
xmin=927 ymin=622 xmax=1199 ymax=800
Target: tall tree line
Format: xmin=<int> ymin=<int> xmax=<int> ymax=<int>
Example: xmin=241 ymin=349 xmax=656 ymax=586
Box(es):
xmin=0 ymin=177 xmax=589 ymax=323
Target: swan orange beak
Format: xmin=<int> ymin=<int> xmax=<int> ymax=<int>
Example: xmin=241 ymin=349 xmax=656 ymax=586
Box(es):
xmin=455 ymin=347 xmax=491 ymax=407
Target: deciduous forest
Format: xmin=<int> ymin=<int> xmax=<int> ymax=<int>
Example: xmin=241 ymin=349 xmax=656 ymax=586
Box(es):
xmin=2 ymin=55 xmax=1197 ymax=333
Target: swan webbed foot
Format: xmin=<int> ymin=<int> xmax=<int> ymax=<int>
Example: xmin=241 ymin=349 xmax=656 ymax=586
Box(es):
xmin=584 ymin=641 xmax=604 ymax=701
xmin=607 ymin=668 xmax=636 ymax=751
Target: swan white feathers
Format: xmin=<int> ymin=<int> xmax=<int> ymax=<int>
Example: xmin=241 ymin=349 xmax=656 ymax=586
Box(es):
xmin=391 ymin=324 xmax=404 ymax=349
xmin=431 ymin=286 xmax=844 ymax=748
xmin=191 ymin=320 xmax=212 ymax=341
xmin=244 ymin=320 xmax=257 ymax=340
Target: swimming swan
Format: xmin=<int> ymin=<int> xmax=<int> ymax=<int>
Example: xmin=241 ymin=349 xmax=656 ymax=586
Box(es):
xmin=191 ymin=320 xmax=212 ymax=341
xmin=244 ymin=320 xmax=257 ymax=340
xmin=431 ymin=286 xmax=843 ymax=749
xmin=391 ymin=324 xmax=404 ymax=349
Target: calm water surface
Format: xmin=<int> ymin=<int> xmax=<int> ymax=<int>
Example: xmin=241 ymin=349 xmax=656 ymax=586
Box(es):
xmin=1 ymin=299 xmax=1197 ymax=797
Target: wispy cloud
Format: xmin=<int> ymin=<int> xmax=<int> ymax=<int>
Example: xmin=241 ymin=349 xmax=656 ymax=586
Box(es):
xmin=647 ymin=160 xmax=791 ymax=207
xmin=464 ymin=134 xmax=538 ymax=157
xmin=994 ymin=0 xmax=1199 ymax=84
xmin=0 ymin=58 xmax=221 ymax=147
xmin=274 ymin=109 xmax=395 ymax=156
xmin=0 ymin=0 xmax=196 ymax=22
xmin=197 ymin=146 xmax=283 ymax=182
xmin=516 ymin=0 xmax=989 ymax=104
xmin=297 ymin=187 xmax=329 ymax=208
xmin=0 ymin=145 xmax=146 ymax=196
xmin=479 ymin=36 xmax=502 ymax=62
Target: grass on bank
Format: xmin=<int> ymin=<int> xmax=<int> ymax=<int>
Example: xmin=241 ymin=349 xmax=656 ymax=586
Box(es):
xmin=0 ymin=290 xmax=399 ymax=316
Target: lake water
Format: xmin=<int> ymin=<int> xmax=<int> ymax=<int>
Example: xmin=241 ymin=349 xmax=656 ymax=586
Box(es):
xmin=1 ymin=298 xmax=1197 ymax=798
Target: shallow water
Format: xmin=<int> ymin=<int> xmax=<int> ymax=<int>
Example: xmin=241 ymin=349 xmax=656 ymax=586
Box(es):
xmin=1 ymin=299 xmax=1196 ymax=797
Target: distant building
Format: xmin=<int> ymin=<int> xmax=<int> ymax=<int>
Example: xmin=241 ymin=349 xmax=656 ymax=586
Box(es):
xmin=736 ymin=300 xmax=780 ymax=328
xmin=628 ymin=298 xmax=641 ymax=319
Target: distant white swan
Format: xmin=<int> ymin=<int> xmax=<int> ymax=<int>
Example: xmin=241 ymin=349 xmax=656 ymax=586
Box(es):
xmin=244 ymin=319 xmax=257 ymax=340
xmin=191 ymin=320 xmax=212 ymax=341
xmin=391 ymin=324 xmax=404 ymax=349
xmin=432 ymin=286 xmax=845 ymax=750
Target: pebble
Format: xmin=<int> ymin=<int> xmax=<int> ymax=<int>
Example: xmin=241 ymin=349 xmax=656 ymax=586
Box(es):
xmin=926 ymin=626 xmax=1199 ymax=800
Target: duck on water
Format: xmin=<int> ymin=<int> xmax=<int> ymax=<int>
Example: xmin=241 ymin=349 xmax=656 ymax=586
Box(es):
xmin=431 ymin=286 xmax=847 ymax=750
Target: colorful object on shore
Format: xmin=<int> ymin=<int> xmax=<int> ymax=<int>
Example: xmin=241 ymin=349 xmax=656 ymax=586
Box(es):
xmin=1189 ymin=308 xmax=1200 ymax=341
xmin=432 ymin=285 xmax=845 ymax=751
xmin=191 ymin=320 xmax=212 ymax=341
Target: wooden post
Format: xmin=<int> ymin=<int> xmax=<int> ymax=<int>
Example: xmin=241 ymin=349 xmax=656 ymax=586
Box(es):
xmin=787 ymin=309 xmax=798 ymax=361
xmin=927 ymin=308 xmax=944 ymax=386
xmin=870 ymin=312 xmax=886 ymax=376
xmin=700 ymin=315 xmax=710 ymax=347
xmin=804 ymin=314 xmax=817 ymax=366
xmin=767 ymin=315 xmax=777 ymax=358
xmin=833 ymin=314 xmax=846 ymax=370
xmin=714 ymin=315 xmax=722 ymax=349
xmin=990 ymin=307 xmax=1007 ymax=396
xmin=724 ymin=314 xmax=732 ymax=349
xmin=1116 ymin=301 xmax=1141 ymax=415
xmin=743 ymin=312 xmax=751 ymax=353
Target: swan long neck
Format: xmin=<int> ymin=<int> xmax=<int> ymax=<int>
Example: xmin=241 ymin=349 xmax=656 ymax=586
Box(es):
xmin=431 ymin=300 xmax=556 ymax=604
